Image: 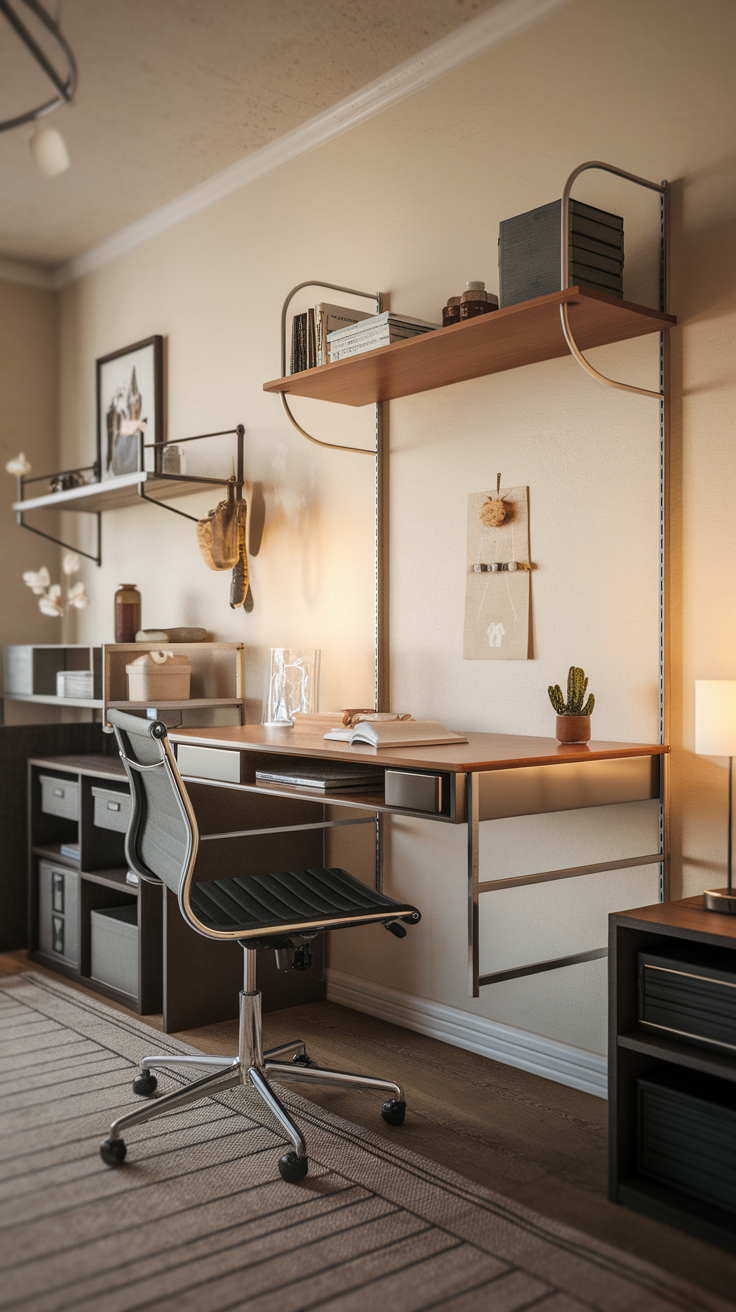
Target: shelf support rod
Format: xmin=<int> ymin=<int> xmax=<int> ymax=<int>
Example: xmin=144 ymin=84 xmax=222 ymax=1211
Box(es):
xmin=279 ymin=280 xmax=381 ymax=455
xmin=15 ymin=493 xmax=101 ymax=566
xmin=559 ymin=161 xmax=667 ymax=400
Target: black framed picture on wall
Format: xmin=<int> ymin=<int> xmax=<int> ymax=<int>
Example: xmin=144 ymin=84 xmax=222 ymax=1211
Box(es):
xmin=96 ymin=335 xmax=164 ymax=481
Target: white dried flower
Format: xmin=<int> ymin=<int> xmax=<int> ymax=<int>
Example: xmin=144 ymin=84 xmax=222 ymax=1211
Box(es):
xmin=23 ymin=567 xmax=50 ymax=594
xmin=68 ymin=583 xmax=89 ymax=608
xmin=5 ymin=453 xmax=31 ymax=476
xmin=39 ymin=597 xmax=63 ymax=617
xmin=62 ymin=552 xmax=80 ymax=576
xmin=47 ymin=583 xmax=62 ymax=600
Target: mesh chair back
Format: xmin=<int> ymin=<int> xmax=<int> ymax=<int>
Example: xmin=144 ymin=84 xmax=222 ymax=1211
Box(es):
xmin=107 ymin=709 xmax=196 ymax=898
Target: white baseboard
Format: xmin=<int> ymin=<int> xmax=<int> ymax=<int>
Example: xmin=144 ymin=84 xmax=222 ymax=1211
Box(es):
xmin=326 ymin=968 xmax=607 ymax=1099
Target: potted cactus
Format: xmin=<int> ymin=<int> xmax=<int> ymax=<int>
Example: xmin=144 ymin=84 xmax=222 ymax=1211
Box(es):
xmin=548 ymin=666 xmax=595 ymax=743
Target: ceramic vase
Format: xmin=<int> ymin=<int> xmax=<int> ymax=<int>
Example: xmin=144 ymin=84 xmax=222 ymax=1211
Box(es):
xmin=114 ymin=583 xmax=141 ymax=643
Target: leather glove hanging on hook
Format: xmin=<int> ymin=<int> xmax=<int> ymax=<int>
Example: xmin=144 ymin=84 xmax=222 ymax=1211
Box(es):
xmin=196 ymin=477 xmax=239 ymax=570
xmin=229 ymin=497 xmax=249 ymax=608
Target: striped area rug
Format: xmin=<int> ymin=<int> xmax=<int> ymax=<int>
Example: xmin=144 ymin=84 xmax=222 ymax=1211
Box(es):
xmin=0 ymin=972 xmax=729 ymax=1312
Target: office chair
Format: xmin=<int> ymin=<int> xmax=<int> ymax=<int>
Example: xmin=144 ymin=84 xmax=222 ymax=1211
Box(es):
xmin=100 ymin=709 xmax=421 ymax=1183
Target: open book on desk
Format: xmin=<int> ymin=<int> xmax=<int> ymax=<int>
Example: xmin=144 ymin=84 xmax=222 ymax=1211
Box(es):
xmin=324 ymin=720 xmax=468 ymax=748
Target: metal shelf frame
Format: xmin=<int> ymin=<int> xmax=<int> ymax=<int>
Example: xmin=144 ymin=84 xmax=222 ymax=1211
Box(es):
xmin=273 ymin=162 xmax=670 ymax=999
xmin=13 ymin=424 xmax=246 ymax=569
xmin=279 ymin=281 xmax=387 ymax=715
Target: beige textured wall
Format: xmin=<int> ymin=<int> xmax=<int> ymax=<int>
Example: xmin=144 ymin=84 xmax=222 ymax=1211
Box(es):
xmin=56 ymin=0 xmax=736 ymax=1054
xmin=0 ymin=280 xmax=63 ymax=724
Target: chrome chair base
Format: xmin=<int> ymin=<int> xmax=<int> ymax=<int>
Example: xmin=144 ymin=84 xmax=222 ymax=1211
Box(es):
xmin=100 ymin=986 xmax=405 ymax=1183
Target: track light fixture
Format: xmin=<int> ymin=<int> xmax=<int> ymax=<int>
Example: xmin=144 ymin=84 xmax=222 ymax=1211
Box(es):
xmin=0 ymin=0 xmax=78 ymax=176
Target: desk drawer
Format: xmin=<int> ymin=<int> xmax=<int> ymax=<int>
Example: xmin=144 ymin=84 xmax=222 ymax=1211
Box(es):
xmin=176 ymin=744 xmax=241 ymax=783
xmin=385 ymin=770 xmax=444 ymax=815
xmin=39 ymin=774 xmax=79 ymax=821
xmin=92 ymin=786 xmax=131 ymax=834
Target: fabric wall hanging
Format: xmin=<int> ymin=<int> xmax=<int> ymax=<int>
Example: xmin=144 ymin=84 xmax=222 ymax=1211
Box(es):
xmin=463 ymin=483 xmax=531 ymax=660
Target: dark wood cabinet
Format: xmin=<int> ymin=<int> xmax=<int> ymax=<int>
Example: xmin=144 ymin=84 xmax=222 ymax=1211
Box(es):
xmin=609 ymin=896 xmax=736 ymax=1252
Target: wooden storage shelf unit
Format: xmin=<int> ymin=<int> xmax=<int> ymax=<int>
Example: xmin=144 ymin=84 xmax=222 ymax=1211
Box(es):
xmin=264 ymin=287 xmax=676 ymax=408
xmin=3 ymin=643 xmax=246 ymax=727
xmin=102 ymin=642 xmax=245 ymax=727
xmin=609 ymin=896 xmax=736 ymax=1253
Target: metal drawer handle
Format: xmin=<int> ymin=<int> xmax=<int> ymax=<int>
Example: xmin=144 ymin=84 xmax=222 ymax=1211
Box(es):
xmin=107 ymin=801 xmax=121 ymax=811
xmin=53 ymin=788 xmax=64 ymax=797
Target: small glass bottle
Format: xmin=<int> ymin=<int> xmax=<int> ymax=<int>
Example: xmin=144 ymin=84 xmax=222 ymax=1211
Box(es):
xmin=459 ymin=281 xmax=499 ymax=320
xmin=114 ymin=584 xmax=141 ymax=643
xmin=442 ymin=296 xmax=461 ymax=327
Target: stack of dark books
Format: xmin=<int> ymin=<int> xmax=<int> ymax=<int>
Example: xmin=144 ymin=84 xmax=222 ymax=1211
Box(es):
xmin=498 ymin=199 xmax=624 ymax=308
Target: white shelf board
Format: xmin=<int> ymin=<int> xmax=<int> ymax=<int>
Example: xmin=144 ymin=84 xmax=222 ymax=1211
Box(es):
xmin=4 ymin=692 xmax=103 ymax=708
xmin=12 ymin=471 xmax=216 ymax=515
xmin=4 ymin=694 xmax=243 ymax=710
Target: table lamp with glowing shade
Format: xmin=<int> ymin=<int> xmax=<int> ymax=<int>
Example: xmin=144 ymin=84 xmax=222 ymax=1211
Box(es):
xmin=695 ymin=680 xmax=736 ymax=913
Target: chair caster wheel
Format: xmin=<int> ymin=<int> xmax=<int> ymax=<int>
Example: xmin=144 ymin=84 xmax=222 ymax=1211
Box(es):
xmin=133 ymin=1072 xmax=157 ymax=1097
xmin=100 ymin=1137 xmax=126 ymax=1166
xmin=381 ymin=1098 xmax=406 ymax=1126
xmin=278 ymin=1151 xmax=308 ymax=1183
xmin=291 ymin=1052 xmax=318 ymax=1068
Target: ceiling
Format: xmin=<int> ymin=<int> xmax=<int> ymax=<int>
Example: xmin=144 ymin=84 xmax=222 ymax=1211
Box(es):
xmin=0 ymin=0 xmax=501 ymax=267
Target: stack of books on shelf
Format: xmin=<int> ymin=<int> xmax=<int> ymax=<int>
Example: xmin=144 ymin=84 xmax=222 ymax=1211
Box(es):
xmin=498 ymin=198 xmax=624 ymax=307
xmin=290 ymin=302 xmax=374 ymax=374
xmin=327 ymin=311 xmax=441 ymax=362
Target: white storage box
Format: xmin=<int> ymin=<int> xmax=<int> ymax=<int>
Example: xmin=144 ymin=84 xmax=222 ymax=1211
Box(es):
xmin=90 ymin=903 xmax=138 ymax=997
xmin=125 ymin=650 xmax=191 ymax=702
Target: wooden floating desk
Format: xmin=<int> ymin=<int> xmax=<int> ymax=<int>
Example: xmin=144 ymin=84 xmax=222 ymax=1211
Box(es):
xmin=169 ymin=726 xmax=669 ymax=997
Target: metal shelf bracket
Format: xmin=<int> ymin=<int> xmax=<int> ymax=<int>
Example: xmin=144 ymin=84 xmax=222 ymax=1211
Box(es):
xmin=279 ymin=280 xmax=382 ymax=455
xmin=560 ymin=161 xmax=668 ymax=399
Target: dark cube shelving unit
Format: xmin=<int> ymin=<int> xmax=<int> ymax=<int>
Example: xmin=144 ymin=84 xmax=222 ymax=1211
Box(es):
xmin=27 ymin=754 xmax=325 ymax=1030
xmin=609 ymin=896 xmax=736 ymax=1252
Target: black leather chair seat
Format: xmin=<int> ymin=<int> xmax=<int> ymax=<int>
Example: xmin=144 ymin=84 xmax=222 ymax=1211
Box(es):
xmin=190 ymin=865 xmax=421 ymax=935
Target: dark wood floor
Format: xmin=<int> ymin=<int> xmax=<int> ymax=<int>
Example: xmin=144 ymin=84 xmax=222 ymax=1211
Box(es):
xmin=5 ymin=951 xmax=736 ymax=1305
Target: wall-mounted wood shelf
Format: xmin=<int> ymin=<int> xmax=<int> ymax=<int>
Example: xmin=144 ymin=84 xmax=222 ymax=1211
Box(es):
xmin=264 ymin=287 xmax=675 ymax=408
xmin=11 ymin=470 xmax=210 ymax=516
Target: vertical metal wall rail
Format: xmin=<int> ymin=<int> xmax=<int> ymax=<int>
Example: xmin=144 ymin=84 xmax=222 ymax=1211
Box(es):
xmin=467 ymin=773 xmax=480 ymax=998
xmin=659 ymin=182 xmax=671 ymax=901
xmin=559 ymin=161 xmax=670 ymax=902
xmin=277 ymin=281 xmax=386 ymax=892
xmin=470 ymin=161 xmax=671 ymax=995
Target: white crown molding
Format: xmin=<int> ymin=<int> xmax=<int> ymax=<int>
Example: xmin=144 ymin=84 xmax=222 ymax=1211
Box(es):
xmin=0 ymin=257 xmax=56 ymax=289
xmin=326 ymin=968 xmax=607 ymax=1099
xmin=54 ymin=0 xmax=573 ymax=289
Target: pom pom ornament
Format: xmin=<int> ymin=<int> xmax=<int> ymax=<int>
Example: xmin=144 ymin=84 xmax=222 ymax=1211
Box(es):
xmin=479 ymin=498 xmax=507 ymax=527
xmin=479 ymin=474 xmax=508 ymax=528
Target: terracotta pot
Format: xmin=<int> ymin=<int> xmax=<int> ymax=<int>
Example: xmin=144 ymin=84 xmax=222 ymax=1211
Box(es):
xmin=556 ymin=714 xmax=591 ymax=744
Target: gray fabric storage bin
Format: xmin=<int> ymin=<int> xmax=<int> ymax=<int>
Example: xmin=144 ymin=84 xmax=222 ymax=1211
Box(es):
xmin=90 ymin=903 xmax=138 ymax=998
xmin=91 ymin=786 xmax=131 ymax=834
xmin=38 ymin=860 xmax=79 ymax=965
xmin=39 ymin=774 xmax=79 ymax=821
